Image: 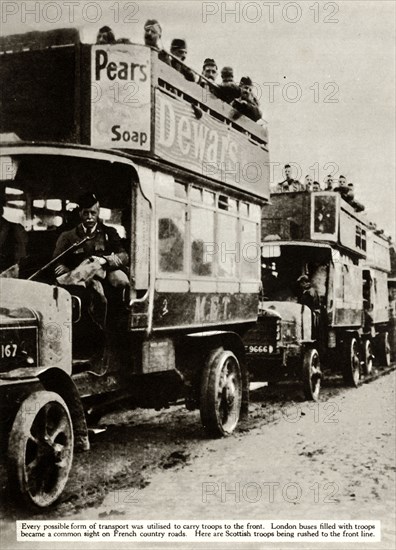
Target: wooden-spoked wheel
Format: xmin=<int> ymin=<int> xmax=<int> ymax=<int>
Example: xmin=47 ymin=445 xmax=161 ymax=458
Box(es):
xmin=302 ymin=348 xmax=322 ymax=401
xmin=200 ymin=348 xmax=242 ymax=437
xmin=8 ymin=391 xmax=74 ymax=508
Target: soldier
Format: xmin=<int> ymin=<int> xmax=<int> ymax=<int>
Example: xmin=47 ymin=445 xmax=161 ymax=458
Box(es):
xmin=200 ymin=58 xmax=218 ymax=83
xmin=0 ymin=193 xmax=27 ymax=273
xmin=143 ymin=19 xmax=170 ymax=65
xmin=304 ymin=175 xmax=313 ymax=192
xmin=324 ymin=174 xmax=335 ymax=191
xmin=96 ymin=26 xmax=116 ymax=45
xmin=297 ymin=275 xmax=320 ymax=312
xmin=217 ymin=66 xmax=240 ymax=104
xmin=170 ymin=39 xmax=195 ymax=82
xmin=276 ymin=164 xmax=301 ymax=192
xmin=53 ymin=193 xmax=129 ymax=328
xmin=312 ymin=181 xmax=321 ymax=192
xmin=334 ymin=174 xmax=349 ymax=197
xmin=231 ymin=77 xmax=262 ymax=122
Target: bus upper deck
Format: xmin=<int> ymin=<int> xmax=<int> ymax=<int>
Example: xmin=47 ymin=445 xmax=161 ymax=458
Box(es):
xmin=262 ymin=190 xmax=391 ymax=272
xmin=0 ymin=28 xmax=270 ymax=203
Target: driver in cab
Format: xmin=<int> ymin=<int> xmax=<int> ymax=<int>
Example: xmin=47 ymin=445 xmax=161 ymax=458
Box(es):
xmin=53 ymin=192 xmax=128 ymax=285
xmin=53 ymin=193 xmax=129 ymax=324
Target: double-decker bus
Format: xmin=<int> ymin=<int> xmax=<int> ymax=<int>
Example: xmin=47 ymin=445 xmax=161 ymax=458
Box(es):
xmin=244 ymin=189 xmax=392 ymax=400
xmin=0 ymin=29 xmax=269 ymax=507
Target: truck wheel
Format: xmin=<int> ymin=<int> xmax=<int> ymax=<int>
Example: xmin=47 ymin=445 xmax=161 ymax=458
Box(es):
xmin=302 ymin=348 xmax=321 ymax=401
xmin=7 ymin=391 xmax=74 ymax=508
xmin=362 ymin=339 xmax=374 ymax=376
xmin=342 ymin=337 xmax=360 ymax=387
xmin=200 ymin=348 xmax=242 ymax=437
xmin=378 ymin=332 xmax=391 ymax=367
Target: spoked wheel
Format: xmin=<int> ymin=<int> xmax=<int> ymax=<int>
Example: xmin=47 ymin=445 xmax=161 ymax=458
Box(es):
xmin=362 ymin=339 xmax=374 ymax=376
xmin=342 ymin=337 xmax=360 ymax=387
xmin=200 ymin=348 xmax=242 ymax=437
xmin=302 ymin=348 xmax=322 ymax=401
xmin=8 ymin=391 xmax=74 ymax=508
xmin=378 ymin=332 xmax=391 ymax=367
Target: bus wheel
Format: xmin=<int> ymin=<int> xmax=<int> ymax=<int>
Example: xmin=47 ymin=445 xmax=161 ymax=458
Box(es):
xmin=200 ymin=348 xmax=242 ymax=437
xmin=342 ymin=337 xmax=360 ymax=387
xmin=302 ymin=348 xmax=321 ymax=401
xmin=8 ymin=391 xmax=74 ymax=508
xmin=378 ymin=332 xmax=391 ymax=367
xmin=362 ymin=339 xmax=374 ymax=376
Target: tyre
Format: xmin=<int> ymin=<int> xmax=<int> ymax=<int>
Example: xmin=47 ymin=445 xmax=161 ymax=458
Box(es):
xmin=8 ymin=391 xmax=74 ymax=508
xmin=302 ymin=348 xmax=321 ymax=401
xmin=342 ymin=336 xmax=360 ymax=387
xmin=200 ymin=348 xmax=242 ymax=437
xmin=361 ymin=338 xmax=374 ymax=376
xmin=378 ymin=331 xmax=391 ymax=367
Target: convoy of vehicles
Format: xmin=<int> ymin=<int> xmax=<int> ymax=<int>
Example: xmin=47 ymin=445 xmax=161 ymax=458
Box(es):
xmin=0 ymin=28 xmax=393 ymax=509
xmin=0 ymin=29 xmax=269 ymax=507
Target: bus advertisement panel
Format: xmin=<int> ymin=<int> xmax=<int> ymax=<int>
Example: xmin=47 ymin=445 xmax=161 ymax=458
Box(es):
xmin=90 ymin=45 xmax=151 ymax=150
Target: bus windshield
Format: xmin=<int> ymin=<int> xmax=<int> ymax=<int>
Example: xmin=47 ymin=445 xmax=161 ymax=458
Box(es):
xmin=0 ymin=153 xmax=133 ymax=280
xmin=261 ymin=245 xmax=331 ymax=302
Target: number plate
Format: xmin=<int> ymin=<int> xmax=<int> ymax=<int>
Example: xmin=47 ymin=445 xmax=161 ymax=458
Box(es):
xmin=0 ymin=327 xmax=37 ymax=371
xmin=246 ymin=344 xmax=275 ymax=354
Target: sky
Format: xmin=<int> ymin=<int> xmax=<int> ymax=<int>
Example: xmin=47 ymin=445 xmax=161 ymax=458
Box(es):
xmin=2 ymin=0 xmax=395 ymax=238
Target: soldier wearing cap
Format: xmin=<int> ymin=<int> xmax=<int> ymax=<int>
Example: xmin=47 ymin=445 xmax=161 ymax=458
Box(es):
xmin=96 ymin=26 xmax=116 ymax=45
xmin=312 ymin=181 xmax=321 ymax=192
xmin=304 ymin=175 xmax=313 ymax=192
xmin=170 ymin=39 xmax=195 ymax=82
xmin=231 ymin=77 xmax=262 ymax=122
xmin=200 ymin=58 xmax=218 ymax=83
xmin=276 ymin=164 xmax=302 ymax=192
xmin=53 ymin=193 xmax=129 ymax=290
xmin=217 ymin=67 xmax=240 ymax=104
xmin=144 ymin=19 xmax=170 ymax=65
xmin=0 ymin=190 xmax=27 ymax=273
xmin=324 ymin=174 xmax=335 ymax=191
xmin=334 ymin=174 xmax=348 ymax=197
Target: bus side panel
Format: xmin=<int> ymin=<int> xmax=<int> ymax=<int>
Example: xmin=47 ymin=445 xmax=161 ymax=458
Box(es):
xmin=151 ymin=291 xmax=259 ymax=330
xmin=372 ymin=270 xmax=390 ymax=324
xmin=333 ymin=261 xmax=363 ymax=327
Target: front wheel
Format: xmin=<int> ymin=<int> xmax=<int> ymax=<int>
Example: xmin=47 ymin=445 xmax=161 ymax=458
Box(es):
xmin=200 ymin=348 xmax=242 ymax=437
xmin=302 ymin=348 xmax=322 ymax=401
xmin=342 ymin=337 xmax=360 ymax=387
xmin=8 ymin=391 xmax=74 ymax=508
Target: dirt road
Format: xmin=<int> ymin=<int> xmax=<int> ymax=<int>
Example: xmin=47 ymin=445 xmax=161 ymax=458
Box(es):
xmin=1 ymin=369 xmax=395 ymax=549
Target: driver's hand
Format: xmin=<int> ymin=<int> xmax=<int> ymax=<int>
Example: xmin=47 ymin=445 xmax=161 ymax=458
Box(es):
xmin=54 ymin=264 xmax=69 ymax=276
xmin=91 ymin=256 xmax=107 ymax=266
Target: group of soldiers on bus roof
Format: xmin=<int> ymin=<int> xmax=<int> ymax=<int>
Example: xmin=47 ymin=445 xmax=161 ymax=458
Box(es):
xmin=274 ymin=164 xmax=365 ymax=212
xmin=96 ymin=20 xmax=262 ymax=123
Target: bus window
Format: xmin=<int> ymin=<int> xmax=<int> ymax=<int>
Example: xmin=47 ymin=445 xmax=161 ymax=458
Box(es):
xmin=217 ymin=212 xmax=238 ymax=278
xmin=157 ymin=197 xmax=185 ymax=273
xmin=241 ymin=221 xmax=259 ymax=279
xmin=191 ymin=207 xmax=214 ymax=276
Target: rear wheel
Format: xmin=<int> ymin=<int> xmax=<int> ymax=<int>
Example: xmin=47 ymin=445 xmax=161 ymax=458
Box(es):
xmin=342 ymin=336 xmax=360 ymax=387
xmin=8 ymin=391 xmax=74 ymax=508
xmin=200 ymin=348 xmax=242 ymax=437
xmin=362 ymin=338 xmax=374 ymax=376
xmin=378 ymin=332 xmax=391 ymax=367
xmin=302 ymin=348 xmax=321 ymax=401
